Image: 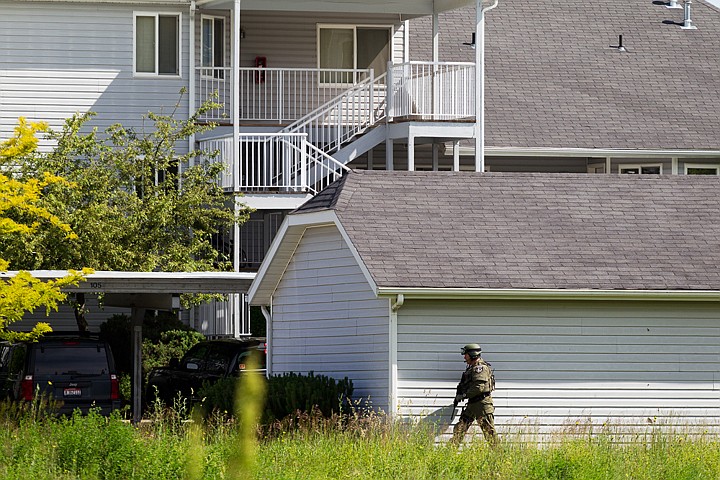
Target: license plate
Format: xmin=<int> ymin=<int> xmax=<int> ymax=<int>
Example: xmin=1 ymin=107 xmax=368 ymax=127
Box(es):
xmin=63 ymin=388 xmax=82 ymax=397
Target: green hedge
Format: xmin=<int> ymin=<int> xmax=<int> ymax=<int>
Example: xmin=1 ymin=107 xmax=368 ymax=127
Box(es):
xmin=199 ymin=371 xmax=354 ymax=421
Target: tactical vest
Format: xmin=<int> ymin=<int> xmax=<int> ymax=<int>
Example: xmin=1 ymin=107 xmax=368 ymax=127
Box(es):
xmin=479 ymin=359 xmax=496 ymax=394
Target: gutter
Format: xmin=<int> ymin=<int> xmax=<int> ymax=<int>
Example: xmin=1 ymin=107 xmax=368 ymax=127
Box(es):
xmin=448 ymin=146 xmax=720 ymax=158
xmin=376 ymin=287 xmax=720 ymax=302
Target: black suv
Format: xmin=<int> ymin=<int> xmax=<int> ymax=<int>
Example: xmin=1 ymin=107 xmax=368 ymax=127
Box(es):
xmin=0 ymin=334 xmax=121 ymax=415
xmin=146 ymin=337 xmax=266 ymax=405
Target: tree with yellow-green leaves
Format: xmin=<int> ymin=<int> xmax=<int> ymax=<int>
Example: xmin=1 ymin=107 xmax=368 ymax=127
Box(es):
xmin=0 ymin=118 xmax=89 ymax=342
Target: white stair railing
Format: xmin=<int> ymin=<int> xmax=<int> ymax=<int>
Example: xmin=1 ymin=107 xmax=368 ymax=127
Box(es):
xmin=280 ymin=72 xmax=387 ymax=153
xmin=199 ymin=133 xmax=348 ymax=194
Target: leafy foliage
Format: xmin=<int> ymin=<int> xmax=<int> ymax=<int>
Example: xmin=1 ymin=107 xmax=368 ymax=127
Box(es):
xmin=99 ymin=313 xmax=205 ymax=377
xmin=9 ymin=92 xmax=251 ymax=273
xmin=0 ymin=118 xmax=90 ymax=341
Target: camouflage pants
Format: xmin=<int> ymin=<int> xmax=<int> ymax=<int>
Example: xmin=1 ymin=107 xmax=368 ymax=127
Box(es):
xmin=451 ymin=397 xmax=496 ymax=445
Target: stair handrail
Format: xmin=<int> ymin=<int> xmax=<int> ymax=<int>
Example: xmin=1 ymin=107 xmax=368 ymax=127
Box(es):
xmin=278 ymin=72 xmax=388 ymax=154
xmin=274 ymin=136 xmax=350 ymax=194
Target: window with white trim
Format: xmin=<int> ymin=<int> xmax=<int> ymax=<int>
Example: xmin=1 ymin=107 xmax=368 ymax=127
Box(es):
xmin=201 ymin=15 xmax=225 ymax=79
xmin=618 ymin=164 xmax=662 ymax=175
xmin=134 ymin=13 xmax=181 ymax=76
xmin=317 ymin=25 xmax=391 ymax=84
xmin=684 ymin=163 xmax=720 ymax=175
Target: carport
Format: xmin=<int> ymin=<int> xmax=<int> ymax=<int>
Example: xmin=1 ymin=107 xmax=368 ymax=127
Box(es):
xmin=2 ymin=270 xmax=256 ymax=423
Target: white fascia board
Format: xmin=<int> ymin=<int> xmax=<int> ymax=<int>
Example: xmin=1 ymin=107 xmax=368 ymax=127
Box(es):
xmin=376 ymin=287 xmax=720 ymax=302
xmin=449 ymin=146 xmax=720 ymax=159
xmin=12 ymin=0 xmax=190 ymax=4
xmin=241 ymin=193 xmax=312 ymax=210
xmin=197 ymin=0 xmax=436 ymax=15
xmin=0 ymin=270 xmax=256 ymax=294
xmin=248 ymin=210 xmax=378 ymax=305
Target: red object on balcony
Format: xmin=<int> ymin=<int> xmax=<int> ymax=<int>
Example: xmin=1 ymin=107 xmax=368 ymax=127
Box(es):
xmin=255 ymin=56 xmax=266 ymax=83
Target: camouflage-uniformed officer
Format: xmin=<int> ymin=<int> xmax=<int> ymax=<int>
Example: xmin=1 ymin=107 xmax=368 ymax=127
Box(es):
xmin=451 ymin=343 xmax=496 ymax=445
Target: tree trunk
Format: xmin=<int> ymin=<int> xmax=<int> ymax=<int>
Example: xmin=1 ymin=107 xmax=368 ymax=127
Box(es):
xmin=73 ymin=292 xmax=89 ymax=333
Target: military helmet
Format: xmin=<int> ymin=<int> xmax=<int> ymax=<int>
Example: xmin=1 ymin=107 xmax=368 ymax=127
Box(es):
xmin=461 ymin=343 xmax=482 ymax=358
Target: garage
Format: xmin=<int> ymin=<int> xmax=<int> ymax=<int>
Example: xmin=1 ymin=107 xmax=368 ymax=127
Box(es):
xmin=249 ymin=171 xmax=720 ymax=436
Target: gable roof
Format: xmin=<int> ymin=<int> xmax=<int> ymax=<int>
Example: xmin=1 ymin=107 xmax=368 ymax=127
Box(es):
xmin=411 ymin=0 xmax=720 ymax=152
xmin=288 ymin=170 xmax=720 ymax=294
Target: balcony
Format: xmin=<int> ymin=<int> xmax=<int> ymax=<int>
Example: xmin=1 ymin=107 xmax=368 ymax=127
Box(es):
xmin=195 ymin=62 xmax=476 ymax=124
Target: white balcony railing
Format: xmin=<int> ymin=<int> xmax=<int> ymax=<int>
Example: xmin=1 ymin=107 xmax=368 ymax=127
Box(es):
xmin=199 ymin=133 xmax=349 ymax=194
xmin=197 ymin=63 xmax=476 ymax=123
xmin=196 ymin=67 xmax=373 ymax=123
xmin=388 ymin=62 xmax=476 ymax=120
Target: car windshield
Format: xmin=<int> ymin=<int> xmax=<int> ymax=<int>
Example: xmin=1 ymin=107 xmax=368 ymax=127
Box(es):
xmin=33 ymin=345 xmax=109 ymax=376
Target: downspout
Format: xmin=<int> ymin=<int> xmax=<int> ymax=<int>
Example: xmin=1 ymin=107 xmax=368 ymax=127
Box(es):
xmin=475 ymin=0 xmax=499 ymax=172
xmin=261 ymin=305 xmax=272 ymax=376
xmin=389 ymin=294 xmax=404 ymax=417
xmin=188 ymin=1 xmax=196 ymax=173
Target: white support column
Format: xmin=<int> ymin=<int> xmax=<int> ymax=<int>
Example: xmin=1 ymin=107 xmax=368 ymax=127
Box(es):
xmin=432 ymin=143 xmax=439 ymax=171
xmin=188 ymin=1 xmax=196 ymax=175
xmin=453 ymin=140 xmax=460 ymax=171
xmin=386 ymin=138 xmax=394 ymax=170
xmin=672 ymin=157 xmax=679 ymax=175
xmin=368 ymin=148 xmax=374 ymax=170
xmin=408 ymin=135 xmax=415 ymax=171
xmin=475 ymin=0 xmax=499 ymax=172
xmin=432 ymin=13 xmax=439 ymax=119
xmin=432 ymin=13 xmax=439 ymax=63
xmin=232 ymin=0 xmax=242 ymax=345
xmin=233 ymin=0 xmax=241 ymax=193
xmin=606 ymin=157 xmax=612 ymax=174
xmin=475 ymin=0 xmax=484 ymax=172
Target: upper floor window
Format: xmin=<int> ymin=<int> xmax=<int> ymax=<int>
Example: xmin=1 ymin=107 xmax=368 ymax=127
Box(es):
xmin=135 ymin=13 xmax=181 ymax=76
xmin=201 ymin=16 xmax=225 ymax=79
xmin=619 ymin=164 xmax=662 ymax=175
xmin=685 ymin=163 xmax=720 ymax=175
xmin=317 ymin=25 xmax=391 ymax=84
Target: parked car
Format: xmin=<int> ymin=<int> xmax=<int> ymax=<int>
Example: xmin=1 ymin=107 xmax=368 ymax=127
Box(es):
xmin=0 ymin=333 xmax=121 ymax=415
xmin=145 ymin=337 xmax=266 ymax=406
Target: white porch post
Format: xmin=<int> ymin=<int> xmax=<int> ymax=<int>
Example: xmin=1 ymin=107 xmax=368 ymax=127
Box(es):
xmin=233 ymin=0 xmax=241 ymax=274
xmin=453 ymin=140 xmax=460 ymax=171
xmin=188 ymin=1 xmax=196 ymax=177
xmin=432 ymin=13 xmax=439 ymax=118
xmin=475 ymin=0 xmax=499 ymax=172
xmin=386 ymin=138 xmax=394 ymax=171
xmin=408 ymin=135 xmax=415 ymax=171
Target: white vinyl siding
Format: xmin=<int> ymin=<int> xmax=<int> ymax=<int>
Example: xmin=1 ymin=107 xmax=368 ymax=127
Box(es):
xmin=1 ymin=3 xmax=189 ymax=151
xmin=396 ymin=299 xmax=720 ymax=435
xmin=235 ymin=11 xmax=405 ymax=69
xmin=13 ymin=295 xmax=130 ymax=332
xmin=270 ymin=225 xmax=390 ymax=411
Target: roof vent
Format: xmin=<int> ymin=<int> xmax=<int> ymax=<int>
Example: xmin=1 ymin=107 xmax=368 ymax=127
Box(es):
xmin=666 ymin=0 xmax=681 ymax=8
xmin=682 ymin=0 xmax=697 ymax=29
xmin=616 ymin=35 xmax=627 ymax=52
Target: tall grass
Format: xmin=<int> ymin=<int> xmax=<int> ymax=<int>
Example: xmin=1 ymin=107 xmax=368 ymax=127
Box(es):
xmin=1 ymin=396 xmax=720 ymax=479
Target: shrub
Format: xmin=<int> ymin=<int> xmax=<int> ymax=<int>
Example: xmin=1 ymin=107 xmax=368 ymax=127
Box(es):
xmin=142 ymin=329 xmax=206 ymax=374
xmin=99 ymin=313 xmax=204 ymax=377
xmin=199 ymin=371 xmax=354 ymax=422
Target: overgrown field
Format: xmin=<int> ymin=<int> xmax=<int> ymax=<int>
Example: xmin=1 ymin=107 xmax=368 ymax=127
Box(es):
xmin=1 ymin=404 xmax=719 ymax=480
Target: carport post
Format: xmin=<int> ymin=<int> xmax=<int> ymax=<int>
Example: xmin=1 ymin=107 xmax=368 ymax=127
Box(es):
xmin=131 ymin=307 xmax=145 ymax=424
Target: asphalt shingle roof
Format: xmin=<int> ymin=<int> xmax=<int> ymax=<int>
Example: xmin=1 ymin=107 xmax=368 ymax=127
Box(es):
xmin=294 ymin=171 xmax=720 ymax=290
xmin=410 ymin=0 xmax=720 ymax=151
